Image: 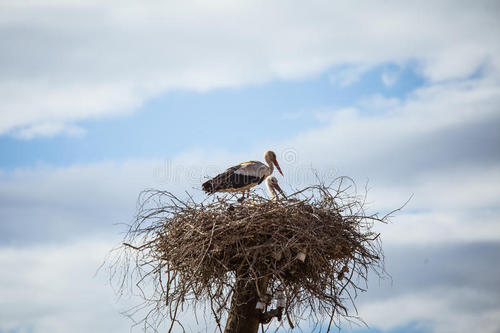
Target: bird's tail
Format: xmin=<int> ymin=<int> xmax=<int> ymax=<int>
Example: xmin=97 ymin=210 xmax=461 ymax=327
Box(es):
xmin=202 ymin=180 xmax=215 ymax=194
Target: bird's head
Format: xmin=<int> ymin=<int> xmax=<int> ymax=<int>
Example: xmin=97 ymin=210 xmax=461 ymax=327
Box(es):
xmin=266 ymin=176 xmax=286 ymax=199
xmin=264 ymin=150 xmax=283 ymax=176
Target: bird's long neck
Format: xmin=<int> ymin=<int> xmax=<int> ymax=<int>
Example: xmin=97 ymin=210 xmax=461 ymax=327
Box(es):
xmin=266 ymin=181 xmax=278 ymax=200
xmin=265 ymin=157 xmax=274 ymax=174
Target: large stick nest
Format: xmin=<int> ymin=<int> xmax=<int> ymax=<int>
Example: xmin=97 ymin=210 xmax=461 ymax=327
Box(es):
xmin=111 ymin=177 xmax=393 ymax=332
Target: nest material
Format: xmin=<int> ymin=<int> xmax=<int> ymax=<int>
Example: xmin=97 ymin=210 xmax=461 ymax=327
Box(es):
xmin=114 ymin=178 xmax=391 ymax=332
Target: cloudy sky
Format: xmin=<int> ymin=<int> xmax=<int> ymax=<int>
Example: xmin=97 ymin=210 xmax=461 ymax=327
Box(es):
xmin=1 ymin=1 xmax=500 ymax=332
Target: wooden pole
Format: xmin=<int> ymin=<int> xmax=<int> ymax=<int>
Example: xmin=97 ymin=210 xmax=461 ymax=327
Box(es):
xmin=224 ymin=276 xmax=269 ymax=333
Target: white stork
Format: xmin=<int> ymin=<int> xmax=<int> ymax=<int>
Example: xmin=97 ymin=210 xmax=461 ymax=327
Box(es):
xmin=202 ymin=150 xmax=283 ymax=200
xmin=265 ymin=176 xmax=286 ymax=201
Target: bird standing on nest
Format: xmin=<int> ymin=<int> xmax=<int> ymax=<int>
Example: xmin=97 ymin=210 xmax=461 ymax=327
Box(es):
xmin=202 ymin=150 xmax=284 ymax=202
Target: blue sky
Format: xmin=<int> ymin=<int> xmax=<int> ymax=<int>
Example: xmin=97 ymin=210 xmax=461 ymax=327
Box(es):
xmin=1 ymin=1 xmax=500 ymax=332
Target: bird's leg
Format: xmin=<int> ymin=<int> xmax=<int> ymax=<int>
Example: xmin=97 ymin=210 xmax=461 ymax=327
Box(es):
xmin=237 ymin=191 xmax=246 ymax=203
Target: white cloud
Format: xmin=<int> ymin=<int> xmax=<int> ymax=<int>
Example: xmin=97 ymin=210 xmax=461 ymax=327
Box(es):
xmin=358 ymin=287 xmax=500 ymax=333
xmin=329 ymin=64 xmax=372 ymax=87
xmin=280 ymin=77 xmax=500 ymax=181
xmin=0 ymin=238 xmax=133 ymax=333
xmin=1 ymin=0 xmax=500 ymax=137
xmin=381 ymin=69 xmax=399 ymax=87
xmin=12 ymin=121 xmax=86 ymax=139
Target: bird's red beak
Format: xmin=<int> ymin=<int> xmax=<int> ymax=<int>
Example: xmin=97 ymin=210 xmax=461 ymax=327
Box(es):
xmin=273 ymin=159 xmax=284 ymax=176
xmin=274 ymin=183 xmax=286 ymax=199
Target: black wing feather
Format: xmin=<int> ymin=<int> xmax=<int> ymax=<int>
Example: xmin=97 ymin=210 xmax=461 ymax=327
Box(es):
xmin=202 ymin=165 xmax=264 ymax=193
